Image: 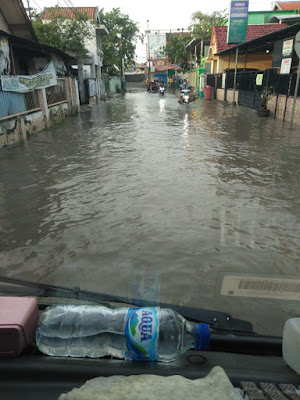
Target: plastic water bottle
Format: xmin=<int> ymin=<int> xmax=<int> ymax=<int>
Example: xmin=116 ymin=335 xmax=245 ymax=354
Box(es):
xmin=36 ymin=305 xmax=210 ymax=362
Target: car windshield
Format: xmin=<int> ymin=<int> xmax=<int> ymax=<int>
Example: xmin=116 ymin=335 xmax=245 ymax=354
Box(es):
xmin=0 ymin=0 xmax=300 ymax=341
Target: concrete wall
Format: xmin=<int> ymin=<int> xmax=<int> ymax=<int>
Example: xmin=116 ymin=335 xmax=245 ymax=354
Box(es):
xmin=0 ymin=102 xmax=72 ymax=149
xmin=215 ymin=90 xmax=300 ymax=126
xmin=49 ymin=102 xmax=69 ymax=121
xmin=85 ymin=22 xmax=98 ymax=68
xmin=178 ymin=71 xmax=199 ymax=88
xmin=226 ymin=89 xmax=239 ymax=104
xmin=109 ymin=76 xmax=121 ymax=93
xmin=268 ymin=94 xmax=300 ymax=125
xmin=0 ymin=110 xmax=45 ymax=148
xmin=0 ymin=78 xmax=80 ymax=149
xmin=216 ymin=88 xmax=225 ymax=102
xmin=187 ymin=70 xmax=199 ymax=88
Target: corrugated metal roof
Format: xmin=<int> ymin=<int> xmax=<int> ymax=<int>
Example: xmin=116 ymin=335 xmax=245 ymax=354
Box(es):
xmin=0 ymin=0 xmax=37 ymax=41
xmin=212 ymin=24 xmax=288 ymax=53
xmin=276 ymin=2 xmax=300 ymax=10
xmin=42 ymin=7 xmax=98 ymax=20
xmin=276 ymin=14 xmax=300 ymax=19
xmin=0 ymin=29 xmax=76 ymax=61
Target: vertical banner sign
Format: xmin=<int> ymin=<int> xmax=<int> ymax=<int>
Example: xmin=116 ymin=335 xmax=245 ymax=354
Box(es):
xmin=88 ymin=79 xmax=96 ymax=97
xmin=227 ymin=1 xmax=249 ymax=44
xmin=148 ymin=32 xmax=166 ymax=59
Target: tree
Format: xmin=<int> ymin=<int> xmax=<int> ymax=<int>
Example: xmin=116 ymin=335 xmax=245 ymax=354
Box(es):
xmin=32 ymin=7 xmax=94 ymax=58
xmin=99 ymin=8 xmax=142 ymax=75
xmin=189 ymin=10 xmax=227 ymax=38
xmin=163 ymin=35 xmax=191 ymax=72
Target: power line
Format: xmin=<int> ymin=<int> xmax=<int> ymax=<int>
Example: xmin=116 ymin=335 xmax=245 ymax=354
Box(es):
xmin=43 ymin=0 xmax=98 ymax=48
xmin=35 ymin=0 xmax=98 ymax=52
xmin=146 ymin=29 xmax=189 ymax=33
xmin=31 ymin=0 xmax=42 ymax=12
xmin=59 ymin=0 xmax=98 ymax=47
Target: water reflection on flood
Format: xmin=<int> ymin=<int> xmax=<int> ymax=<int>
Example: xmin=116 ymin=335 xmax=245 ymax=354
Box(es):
xmin=0 ymin=90 xmax=299 ymax=335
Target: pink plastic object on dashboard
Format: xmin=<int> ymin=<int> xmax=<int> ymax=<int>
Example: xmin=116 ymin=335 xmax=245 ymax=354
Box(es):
xmin=0 ymin=297 xmax=39 ymax=356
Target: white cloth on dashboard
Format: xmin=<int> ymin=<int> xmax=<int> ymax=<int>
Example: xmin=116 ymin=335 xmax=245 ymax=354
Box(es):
xmin=58 ymin=366 xmax=239 ymax=400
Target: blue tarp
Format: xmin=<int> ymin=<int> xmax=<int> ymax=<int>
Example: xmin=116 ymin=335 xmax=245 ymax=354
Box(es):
xmin=154 ymin=73 xmax=168 ymax=85
xmin=0 ymin=81 xmax=26 ymax=118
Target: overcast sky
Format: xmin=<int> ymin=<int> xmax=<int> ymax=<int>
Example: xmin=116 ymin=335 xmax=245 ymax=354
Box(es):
xmin=31 ymin=0 xmax=275 ymax=61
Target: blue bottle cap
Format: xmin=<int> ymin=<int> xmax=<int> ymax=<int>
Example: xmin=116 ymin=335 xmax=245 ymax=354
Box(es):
xmin=194 ymin=323 xmax=210 ymax=351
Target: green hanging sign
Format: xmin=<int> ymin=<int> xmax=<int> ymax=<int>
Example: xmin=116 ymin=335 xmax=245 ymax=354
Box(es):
xmin=227 ymin=1 xmax=249 ymax=45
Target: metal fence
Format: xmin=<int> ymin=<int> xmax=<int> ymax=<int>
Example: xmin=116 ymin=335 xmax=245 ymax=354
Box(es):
xmin=216 ymin=73 xmax=223 ymax=89
xmin=206 ymin=74 xmax=215 ymax=87
xmin=268 ymin=71 xmax=300 ymax=97
xmin=0 ymin=80 xmax=40 ymax=121
xmin=46 ymin=78 xmax=67 ymax=106
xmin=207 ymin=69 xmax=300 ymax=107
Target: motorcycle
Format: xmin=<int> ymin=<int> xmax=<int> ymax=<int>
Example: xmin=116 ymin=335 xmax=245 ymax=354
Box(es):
xmin=179 ymin=89 xmax=190 ymax=104
xmin=159 ymin=86 xmax=165 ymax=96
xmin=147 ymin=82 xmax=158 ymax=93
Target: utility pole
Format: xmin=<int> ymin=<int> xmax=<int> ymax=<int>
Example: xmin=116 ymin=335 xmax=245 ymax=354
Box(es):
xmin=233 ymin=47 xmax=239 ymax=105
xmin=120 ymin=36 xmax=124 ymax=91
xmin=117 ymin=33 xmax=124 ymax=91
xmin=27 ymin=0 xmax=31 ymax=20
xmin=289 ymin=31 xmax=300 ymax=129
xmin=78 ymin=60 xmax=87 ymax=104
xmin=147 ymin=20 xmax=151 ymax=83
xmin=289 ymin=60 xmax=300 ymax=129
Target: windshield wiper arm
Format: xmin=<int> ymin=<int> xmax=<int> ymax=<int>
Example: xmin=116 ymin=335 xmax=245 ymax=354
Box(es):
xmin=0 ymin=276 xmax=113 ymax=308
xmin=0 ymin=275 xmax=253 ymax=333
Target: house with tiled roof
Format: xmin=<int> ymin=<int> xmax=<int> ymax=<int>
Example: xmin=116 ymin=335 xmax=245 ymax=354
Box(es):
xmin=206 ymin=24 xmax=287 ymax=74
xmin=42 ymin=7 xmax=108 ymax=101
xmin=42 ymin=7 xmax=100 ymax=21
xmin=212 ymin=23 xmax=300 ymax=123
xmin=273 ymin=1 xmax=300 ymax=10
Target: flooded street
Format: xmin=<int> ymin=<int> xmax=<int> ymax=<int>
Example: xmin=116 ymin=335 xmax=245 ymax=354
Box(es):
xmin=1 ymin=89 xmax=300 ymax=335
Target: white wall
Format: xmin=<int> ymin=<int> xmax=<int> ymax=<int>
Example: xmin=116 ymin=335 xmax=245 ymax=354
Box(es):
xmin=42 ymin=18 xmax=103 ymax=82
xmin=84 ymin=21 xmax=99 ymax=67
xmin=42 ymin=19 xmax=99 ymax=68
xmin=109 ymin=77 xmax=121 ymax=93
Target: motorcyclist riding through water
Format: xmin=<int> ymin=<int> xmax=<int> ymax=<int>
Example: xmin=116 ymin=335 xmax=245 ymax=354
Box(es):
xmin=178 ymin=78 xmax=190 ymax=104
xmin=159 ymin=79 xmax=166 ymax=95
xmin=147 ymin=79 xmax=158 ymax=93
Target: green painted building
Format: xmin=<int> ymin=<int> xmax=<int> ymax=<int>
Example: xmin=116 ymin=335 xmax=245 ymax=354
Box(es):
xmin=248 ymin=10 xmax=300 ymax=25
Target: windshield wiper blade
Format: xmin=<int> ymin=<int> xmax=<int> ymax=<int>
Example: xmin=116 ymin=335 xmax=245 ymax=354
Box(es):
xmin=0 ymin=276 xmax=113 ymax=308
xmin=0 ymin=275 xmax=253 ymax=333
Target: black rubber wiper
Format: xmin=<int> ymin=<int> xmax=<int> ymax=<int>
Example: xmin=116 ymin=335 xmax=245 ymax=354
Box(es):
xmin=0 ymin=275 xmax=253 ymax=333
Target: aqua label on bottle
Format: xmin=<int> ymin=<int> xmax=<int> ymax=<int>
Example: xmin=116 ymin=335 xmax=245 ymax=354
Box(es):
xmin=125 ymin=307 xmax=159 ymax=360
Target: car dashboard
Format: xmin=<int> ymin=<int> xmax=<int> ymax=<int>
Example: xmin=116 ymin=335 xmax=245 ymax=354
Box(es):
xmin=1 ymin=349 xmax=300 ymax=400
